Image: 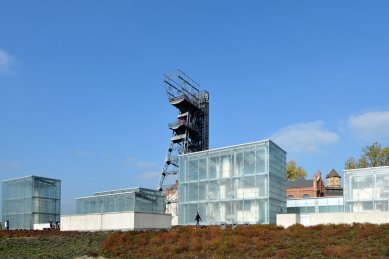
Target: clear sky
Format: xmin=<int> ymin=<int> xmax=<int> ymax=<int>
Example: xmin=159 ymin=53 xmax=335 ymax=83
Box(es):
xmin=1 ymin=1 xmax=389 ymax=215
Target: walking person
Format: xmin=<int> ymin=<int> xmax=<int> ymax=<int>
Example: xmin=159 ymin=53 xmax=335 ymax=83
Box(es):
xmin=194 ymin=212 xmax=202 ymax=227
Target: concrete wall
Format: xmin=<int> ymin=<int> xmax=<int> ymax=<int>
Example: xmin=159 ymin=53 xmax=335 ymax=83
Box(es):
xmin=171 ymin=215 xmax=178 ymax=226
xmin=276 ymin=214 xmax=299 ymax=228
xmin=277 ymin=212 xmax=389 ymax=228
xmin=61 ymin=212 xmax=171 ymax=231
xmin=33 ymin=223 xmax=51 ymax=230
xmin=133 ymin=212 xmax=172 ymax=230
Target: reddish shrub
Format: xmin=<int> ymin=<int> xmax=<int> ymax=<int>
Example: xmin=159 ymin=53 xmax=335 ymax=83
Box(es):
xmin=322 ymin=245 xmax=353 ymax=257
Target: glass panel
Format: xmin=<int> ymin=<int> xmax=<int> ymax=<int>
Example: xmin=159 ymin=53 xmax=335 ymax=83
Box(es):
xmin=239 ymin=176 xmax=255 ymax=198
xmin=257 ymin=175 xmax=267 ymax=197
xmin=220 ymin=201 xmax=233 ymax=223
xmin=208 ymin=181 xmax=219 ymax=200
xmin=348 ymin=202 xmax=360 ymax=212
xmin=244 ymin=200 xmax=255 ymax=223
xmin=178 ymin=204 xmax=187 ymax=225
xmin=179 ymin=158 xmax=187 ymax=182
xmin=374 ymin=201 xmax=388 ymax=211
xmin=199 ymin=158 xmax=207 ymax=180
xmin=118 ymin=195 xmax=126 ymax=211
xmin=244 ymin=150 xmax=255 ymax=175
xmin=189 ymin=182 xmax=199 ymax=201
xmin=375 ymin=174 xmax=387 ymax=199
xmin=305 ymin=206 xmax=315 ymax=213
xmin=328 ymin=205 xmax=342 ymax=213
xmin=209 ymin=156 xmax=219 ymax=179
xmin=188 ymin=160 xmax=199 ymax=181
xmin=199 ymin=182 xmax=207 ymax=201
xmin=319 ymin=206 xmax=328 ymax=213
xmin=287 ymin=207 xmax=300 ymax=214
xmin=234 ymin=200 xmax=243 ymax=223
xmin=234 ymin=152 xmax=244 ymax=176
xmin=257 ymin=200 xmax=267 ymax=224
xmin=207 ymin=203 xmax=219 ymax=224
xmin=221 ymin=155 xmax=232 ymax=178
xmin=179 ymin=184 xmax=187 ymax=202
xmin=256 ymin=148 xmax=266 ymax=173
xmin=219 ymin=179 xmax=233 ymax=199
xmin=362 ymin=201 xmax=373 ymax=211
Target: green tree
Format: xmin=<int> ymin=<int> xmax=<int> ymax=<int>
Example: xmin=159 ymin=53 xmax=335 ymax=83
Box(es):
xmin=287 ymin=160 xmax=307 ymax=180
xmin=345 ymin=157 xmax=358 ymax=170
xmin=345 ymin=142 xmax=389 ymax=169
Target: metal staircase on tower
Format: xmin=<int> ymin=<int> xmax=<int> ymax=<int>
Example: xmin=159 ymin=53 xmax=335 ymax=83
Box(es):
xmin=158 ymin=70 xmax=209 ymax=205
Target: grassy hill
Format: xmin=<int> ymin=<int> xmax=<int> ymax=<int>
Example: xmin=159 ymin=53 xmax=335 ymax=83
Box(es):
xmin=1 ymin=223 xmax=388 ymax=258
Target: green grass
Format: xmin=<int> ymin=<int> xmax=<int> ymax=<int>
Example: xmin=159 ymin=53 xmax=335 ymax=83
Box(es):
xmin=1 ymin=223 xmax=389 ymax=258
xmin=0 ymin=231 xmax=109 ymax=259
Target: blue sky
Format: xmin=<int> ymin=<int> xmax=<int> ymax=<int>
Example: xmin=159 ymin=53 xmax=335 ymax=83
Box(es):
xmin=1 ymin=1 xmax=389 ymax=215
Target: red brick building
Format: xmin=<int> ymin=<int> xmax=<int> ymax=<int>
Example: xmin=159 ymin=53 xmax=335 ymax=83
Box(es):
xmin=287 ymin=170 xmax=325 ymax=199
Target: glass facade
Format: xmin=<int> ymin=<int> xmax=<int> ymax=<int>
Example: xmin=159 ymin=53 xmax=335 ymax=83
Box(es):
xmin=178 ymin=140 xmax=286 ymax=225
xmin=76 ymin=187 xmax=165 ymax=214
xmin=2 ymin=176 xmax=61 ymax=230
xmin=287 ymin=197 xmax=344 ymax=214
xmin=344 ymin=166 xmax=389 ymax=212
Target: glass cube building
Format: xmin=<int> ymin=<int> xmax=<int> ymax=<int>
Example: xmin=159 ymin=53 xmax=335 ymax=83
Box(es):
xmin=287 ymin=197 xmax=344 ymax=214
xmin=344 ymin=166 xmax=389 ymax=212
xmin=178 ymin=140 xmax=286 ymax=225
xmin=76 ymin=187 xmax=165 ymax=214
xmin=2 ymin=176 xmax=61 ymax=230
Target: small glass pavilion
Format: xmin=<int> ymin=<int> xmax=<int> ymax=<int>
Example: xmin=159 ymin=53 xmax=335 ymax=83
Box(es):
xmin=287 ymin=196 xmax=344 ymax=214
xmin=344 ymin=166 xmax=389 ymax=212
xmin=76 ymin=187 xmax=165 ymax=214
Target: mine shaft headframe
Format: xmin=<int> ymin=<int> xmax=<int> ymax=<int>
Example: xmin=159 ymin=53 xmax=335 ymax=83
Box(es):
xmin=158 ymin=70 xmax=209 ymax=193
xmin=163 ymin=69 xmax=202 ymax=106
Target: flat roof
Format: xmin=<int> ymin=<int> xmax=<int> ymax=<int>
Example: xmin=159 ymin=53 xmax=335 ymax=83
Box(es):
xmin=76 ymin=187 xmax=162 ymax=200
xmin=343 ymin=166 xmax=389 ymax=173
xmin=287 ymin=179 xmax=313 ymax=188
xmin=2 ymin=175 xmax=61 ymax=183
xmin=287 ymin=196 xmax=343 ymax=201
xmin=180 ymin=139 xmax=286 ymax=157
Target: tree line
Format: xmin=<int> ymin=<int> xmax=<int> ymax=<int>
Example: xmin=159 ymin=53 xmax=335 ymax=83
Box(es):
xmin=287 ymin=142 xmax=389 ymax=180
xmin=345 ymin=142 xmax=389 ymax=169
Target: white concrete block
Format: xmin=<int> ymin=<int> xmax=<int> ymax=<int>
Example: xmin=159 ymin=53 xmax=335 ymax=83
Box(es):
xmin=61 ymin=212 xmax=171 ymax=231
xmin=277 ymin=212 xmax=389 ymax=228
xmin=33 ymin=223 xmax=51 ymax=230
xmin=276 ymin=214 xmax=298 ymax=228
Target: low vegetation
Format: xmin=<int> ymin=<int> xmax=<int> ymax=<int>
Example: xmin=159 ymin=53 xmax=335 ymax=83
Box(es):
xmin=0 ymin=230 xmax=109 ymax=258
xmin=1 ymin=223 xmax=388 ymax=258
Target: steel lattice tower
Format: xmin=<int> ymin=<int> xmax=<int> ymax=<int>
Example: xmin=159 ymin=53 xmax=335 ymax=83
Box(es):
xmin=158 ymin=70 xmax=209 ymax=199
